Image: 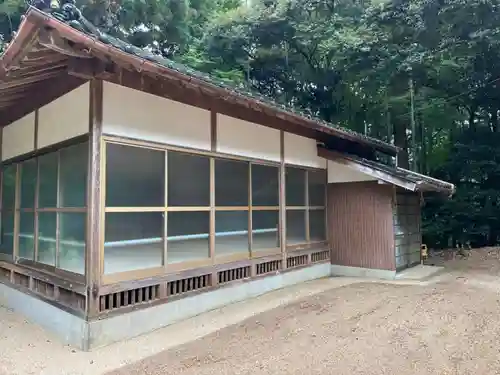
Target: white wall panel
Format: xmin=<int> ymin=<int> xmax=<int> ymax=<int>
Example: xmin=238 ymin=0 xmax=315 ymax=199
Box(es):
xmin=102 ymin=82 xmax=211 ymax=150
xmin=2 ymin=113 xmax=35 ymax=161
xmin=327 ymin=160 xmax=376 ymax=183
xmin=38 ymin=83 xmax=90 ymax=149
xmin=284 ymin=133 xmax=326 ymax=168
xmin=217 ymin=115 xmax=280 ymax=161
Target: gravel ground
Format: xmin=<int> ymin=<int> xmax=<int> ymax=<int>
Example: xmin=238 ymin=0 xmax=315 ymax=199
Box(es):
xmin=106 ymin=250 xmax=500 ymax=375
xmin=4 ymin=248 xmax=500 ymax=375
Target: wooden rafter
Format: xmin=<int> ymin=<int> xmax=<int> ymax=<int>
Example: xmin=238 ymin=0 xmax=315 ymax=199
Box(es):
xmin=38 ymin=28 xmax=92 ymax=59
xmin=5 ymin=61 xmax=68 ymax=79
xmin=0 ymin=69 xmax=64 ymax=90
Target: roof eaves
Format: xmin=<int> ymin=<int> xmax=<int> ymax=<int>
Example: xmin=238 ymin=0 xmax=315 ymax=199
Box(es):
xmin=318 ymin=145 xmax=454 ymax=195
xmin=0 ymin=14 xmax=39 ymax=73
xmin=23 ymin=6 xmax=399 ymax=156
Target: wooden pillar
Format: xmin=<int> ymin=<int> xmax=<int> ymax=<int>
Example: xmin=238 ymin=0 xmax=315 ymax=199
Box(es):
xmin=86 ymin=79 xmax=103 ymax=319
xmin=280 ymin=131 xmax=287 ymax=270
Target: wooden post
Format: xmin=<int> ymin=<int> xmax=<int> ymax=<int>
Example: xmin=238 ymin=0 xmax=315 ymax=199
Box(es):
xmin=34 ymin=109 xmax=39 ymax=150
xmin=305 ymin=170 xmax=310 ymax=244
xmin=280 ymin=131 xmax=287 ymax=270
xmin=248 ymin=163 xmax=253 ymax=256
xmin=209 ymin=157 xmax=217 ymax=285
xmin=13 ymin=164 xmax=20 ymax=260
xmin=86 ymin=79 xmax=103 ymax=319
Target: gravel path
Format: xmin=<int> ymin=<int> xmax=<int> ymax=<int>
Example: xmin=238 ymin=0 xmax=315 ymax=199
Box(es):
xmin=4 ymin=248 xmax=500 ymax=375
xmin=106 ymin=276 xmax=500 ymax=375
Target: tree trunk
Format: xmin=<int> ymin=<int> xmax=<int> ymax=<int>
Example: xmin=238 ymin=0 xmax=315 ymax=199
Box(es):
xmin=468 ymin=105 xmax=476 ymax=130
xmin=491 ymin=109 xmax=498 ymax=132
xmin=393 ymin=120 xmax=409 ymax=169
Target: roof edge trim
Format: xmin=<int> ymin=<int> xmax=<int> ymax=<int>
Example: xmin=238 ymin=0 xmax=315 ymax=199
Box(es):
xmin=318 ymin=146 xmax=417 ymax=192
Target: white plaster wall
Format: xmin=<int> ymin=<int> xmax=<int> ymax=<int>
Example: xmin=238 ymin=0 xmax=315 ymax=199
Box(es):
xmin=102 ymin=82 xmax=211 ymax=150
xmin=38 ymin=83 xmax=90 ymax=149
xmin=327 ymin=160 xmax=376 ymax=183
xmin=217 ymin=115 xmax=280 ymax=161
xmin=2 ymin=112 xmax=35 ymax=161
xmin=284 ymin=133 xmax=326 ymax=169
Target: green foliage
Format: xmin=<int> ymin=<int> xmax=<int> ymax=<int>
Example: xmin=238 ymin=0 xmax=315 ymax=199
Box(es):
xmin=4 ymin=0 xmax=500 ymax=247
xmin=424 ymin=127 xmax=500 ymax=247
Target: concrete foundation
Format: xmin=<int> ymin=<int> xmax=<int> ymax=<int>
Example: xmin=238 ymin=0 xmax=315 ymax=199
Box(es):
xmin=0 ymin=263 xmax=331 ymax=350
xmin=0 ymin=283 xmax=89 ymax=349
xmin=330 ymin=264 xmax=397 ymax=280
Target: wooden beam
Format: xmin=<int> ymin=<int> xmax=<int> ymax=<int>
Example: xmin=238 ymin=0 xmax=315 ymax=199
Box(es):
xmin=0 ymin=69 xmax=64 ymax=90
xmin=0 ymin=19 xmax=39 ymax=74
xmin=279 ymin=131 xmax=287 ymax=270
xmin=210 ymin=110 xmax=217 ymax=152
xmin=5 ymin=62 xmax=67 ymax=79
xmin=37 ymin=28 xmax=92 ymax=59
xmin=68 ymin=57 xmax=114 ymax=80
xmin=87 ymin=79 xmax=103 ymax=319
xmin=33 ymin=109 xmax=39 ymax=150
xmin=12 ymin=50 xmax=67 ymax=68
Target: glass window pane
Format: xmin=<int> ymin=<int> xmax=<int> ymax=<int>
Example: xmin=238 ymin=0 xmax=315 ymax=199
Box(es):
xmin=252 ymin=210 xmax=280 ymax=250
xmin=38 ymin=153 xmax=58 ymax=208
xmin=308 ymin=170 xmax=326 ymax=207
xmin=106 ymin=144 xmax=165 ymax=207
xmin=310 ymin=209 xmax=326 ymax=241
xmin=167 ymin=211 xmax=209 ymax=264
xmin=252 ymin=164 xmax=279 ymax=206
xmin=59 ymin=213 xmax=86 ymax=274
xmin=19 ymin=212 xmax=34 ymax=260
xmin=104 ymin=212 xmax=164 ymax=274
xmin=215 ymin=211 xmax=249 ymax=256
xmin=37 ymin=212 xmax=56 ymax=266
xmin=168 ymin=152 xmax=209 ymax=206
xmin=286 ymin=210 xmax=306 ymax=245
xmin=0 ymin=211 xmax=14 ymax=257
xmin=2 ymin=165 xmax=16 ymax=210
xmin=60 ymin=143 xmax=88 ymax=207
xmin=215 ymin=159 xmax=248 ymax=206
xmin=286 ymin=167 xmax=306 ymax=206
xmin=20 ymin=159 xmax=36 ymax=208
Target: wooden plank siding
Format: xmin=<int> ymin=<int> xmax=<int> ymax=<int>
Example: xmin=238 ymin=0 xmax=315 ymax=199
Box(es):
xmin=328 ymin=181 xmax=395 ymax=270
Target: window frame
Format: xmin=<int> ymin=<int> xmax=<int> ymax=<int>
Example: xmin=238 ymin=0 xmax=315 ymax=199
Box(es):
xmin=0 ymin=142 xmax=88 ymax=282
xmin=285 ymin=165 xmax=327 ymax=251
xmin=102 ymin=139 xmax=283 ymax=284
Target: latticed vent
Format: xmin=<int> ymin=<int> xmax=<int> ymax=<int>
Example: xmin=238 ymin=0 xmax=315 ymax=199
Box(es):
xmin=287 ymin=254 xmax=308 ymax=268
xmin=59 ymin=287 xmax=86 ymax=312
xmin=311 ymin=250 xmax=329 ymax=263
xmin=33 ymin=279 xmax=55 ymax=298
xmin=256 ymin=260 xmax=281 ymax=275
xmin=0 ymin=267 xmax=10 ymax=282
xmin=100 ymin=284 xmax=160 ymax=312
xmin=13 ymin=272 xmax=29 ymax=288
xmin=167 ymin=274 xmax=211 ymax=297
xmin=218 ymin=266 xmax=250 ymax=284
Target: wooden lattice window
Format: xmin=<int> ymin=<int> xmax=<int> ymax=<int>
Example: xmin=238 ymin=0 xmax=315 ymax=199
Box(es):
xmin=287 ymin=254 xmax=308 ymax=268
xmin=256 ymin=259 xmax=281 ymax=275
xmin=218 ymin=266 xmax=251 ymax=284
xmin=167 ymin=274 xmax=211 ymax=296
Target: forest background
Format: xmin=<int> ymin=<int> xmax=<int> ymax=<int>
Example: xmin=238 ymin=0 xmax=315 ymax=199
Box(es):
xmin=2 ymin=0 xmax=500 ymax=248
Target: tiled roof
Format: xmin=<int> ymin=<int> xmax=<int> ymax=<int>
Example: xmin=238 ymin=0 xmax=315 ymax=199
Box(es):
xmin=25 ymin=2 xmax=398 ymax=154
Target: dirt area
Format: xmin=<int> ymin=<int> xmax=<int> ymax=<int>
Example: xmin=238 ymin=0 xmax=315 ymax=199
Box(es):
xmin=4 ymin=249 xmax=500 ymax=375
xmin=106 ymin=248 xmax=500 ymax=375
